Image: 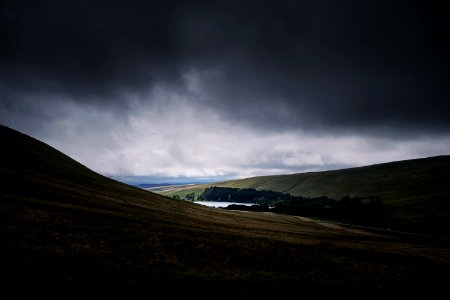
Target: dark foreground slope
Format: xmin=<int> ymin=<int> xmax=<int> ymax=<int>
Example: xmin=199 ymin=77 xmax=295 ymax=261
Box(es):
xmin=163 ymin=156 xmax=450 ymax=235
xmin=1 ymin=125 xmax=449 ymax=299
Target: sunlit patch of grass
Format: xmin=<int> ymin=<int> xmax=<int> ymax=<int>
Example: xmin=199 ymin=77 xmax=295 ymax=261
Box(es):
xmin=161 ymin=156 xmax=450 ymax=236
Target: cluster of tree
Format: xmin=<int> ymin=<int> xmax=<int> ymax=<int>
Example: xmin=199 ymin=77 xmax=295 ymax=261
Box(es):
xmin=268 ymin=195 xmax=386 ymax=225
xmin=173 ymin=186 xmax=386 ymax=225
xmin=185 ymin=192 xmax=196 ymax=201
xmin=172 ymin=192 xmax=197 ymax=201
xmin=197 ymin=186 xmax=386 ymax=225
xmin=198 ymin=186 xmax=294 ymax=204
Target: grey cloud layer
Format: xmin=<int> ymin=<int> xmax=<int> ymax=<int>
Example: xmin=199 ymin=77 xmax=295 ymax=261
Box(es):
xmin=1 ymin=0 xmax=450 ymax=134
xmin=1 ymin=0 xmax=450 ymax=180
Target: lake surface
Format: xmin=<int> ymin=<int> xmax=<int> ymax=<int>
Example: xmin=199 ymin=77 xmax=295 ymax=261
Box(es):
xmin=195 ymin=201 xmax=256 ymax=208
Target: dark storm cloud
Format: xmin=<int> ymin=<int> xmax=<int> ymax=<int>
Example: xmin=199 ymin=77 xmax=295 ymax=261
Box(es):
xmin=179 ymin=0 xmax=450 ymax=133
xmin=0 ymin=0 xmax=185 ymax=98
xmin=1 ymin=0 xmax=450 ymax=133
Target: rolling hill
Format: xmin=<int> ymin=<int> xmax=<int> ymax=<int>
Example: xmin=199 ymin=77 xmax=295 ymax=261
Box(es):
xmin=160 ymin=156 xmax=450 ymax=235
xmin=1 ymin=124 xmax=449 ymax=299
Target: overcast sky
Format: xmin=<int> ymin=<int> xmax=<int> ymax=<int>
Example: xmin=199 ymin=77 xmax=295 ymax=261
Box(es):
xmin=1 ymin=0 xmax=450 ymax=184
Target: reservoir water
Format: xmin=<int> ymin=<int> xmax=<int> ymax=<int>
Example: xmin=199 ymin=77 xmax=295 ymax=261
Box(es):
xmin=194 ymin=201 xmax=256 ymax=208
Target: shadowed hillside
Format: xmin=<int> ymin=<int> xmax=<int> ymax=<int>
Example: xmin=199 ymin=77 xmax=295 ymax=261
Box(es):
xmin=1 ymin=125 xmax=449 ymax=299
xmin=161 ymin=156 xmax=450 ymax=235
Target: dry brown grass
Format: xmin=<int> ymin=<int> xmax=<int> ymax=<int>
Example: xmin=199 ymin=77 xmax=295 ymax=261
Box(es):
xmin=1 ymin=125 xmax=449 ymax=299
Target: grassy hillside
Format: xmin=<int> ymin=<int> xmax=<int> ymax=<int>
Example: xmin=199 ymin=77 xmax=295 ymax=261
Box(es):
xmin=161 ymin=156 xmax=450 ymax=202
xmin=161 ymin=156 xmax=450 ymax=235
xmin=1 ymin=124 xmax=450 ymax=299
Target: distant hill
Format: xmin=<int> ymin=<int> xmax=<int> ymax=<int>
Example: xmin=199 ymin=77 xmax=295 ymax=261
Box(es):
xmin=161 ymin=156 xmax=450 ymax=235
xmin=1 ymin=124 xmax=449 ymax=299
xmin=136 ymin=183 xmax=177 ymax=188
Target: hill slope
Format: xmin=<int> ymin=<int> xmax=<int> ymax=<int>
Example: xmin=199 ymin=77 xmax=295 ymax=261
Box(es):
xmin=161 ymin=156 xmax=450 ymax=235
xmin=1 ymin=125 xmax=449 ymax=299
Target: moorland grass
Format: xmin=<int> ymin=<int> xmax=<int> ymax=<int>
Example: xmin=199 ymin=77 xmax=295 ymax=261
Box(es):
xmin=1 ymin=125 xmax=449 ymax=299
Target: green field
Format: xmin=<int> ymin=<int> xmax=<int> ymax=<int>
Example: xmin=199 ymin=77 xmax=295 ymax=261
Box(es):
xmin=160 ymin=155 xmax=450 ymax=236
xmin=1 ymin=124 xmax=450 ymax=299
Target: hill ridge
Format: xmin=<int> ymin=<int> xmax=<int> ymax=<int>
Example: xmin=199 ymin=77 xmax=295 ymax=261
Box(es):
xmin=160 ymin=154 xmax=450 ymax=235
xmin=1 ymin=124 xmax=450 ymax=299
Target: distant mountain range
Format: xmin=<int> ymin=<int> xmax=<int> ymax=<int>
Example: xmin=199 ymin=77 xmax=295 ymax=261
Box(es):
xmin=136 ymin=183 xmax=180 ymax=188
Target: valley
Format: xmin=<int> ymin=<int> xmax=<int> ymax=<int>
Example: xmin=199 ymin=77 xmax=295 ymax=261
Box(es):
xmin=1 ymin=125 xmax=449 ymax=299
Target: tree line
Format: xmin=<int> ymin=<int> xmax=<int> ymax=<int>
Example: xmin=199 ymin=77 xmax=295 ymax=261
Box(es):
xmin=199 ymin=186 xmax=293 ymax=203
xmin=187 ymin=186 xmax=386 ymax=226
